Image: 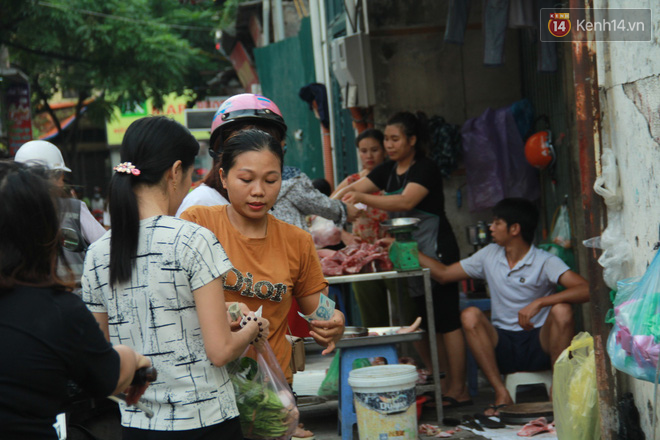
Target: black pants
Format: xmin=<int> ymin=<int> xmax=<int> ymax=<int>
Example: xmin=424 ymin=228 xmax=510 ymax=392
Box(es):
xmin=122 ymin=417 xmax=242 ymax=440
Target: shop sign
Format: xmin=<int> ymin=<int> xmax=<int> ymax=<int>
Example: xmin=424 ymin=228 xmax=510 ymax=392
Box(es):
xmin=6 ymin=82 xmax=33 ymax=156
xmin=106 ymin=93 xmax=207 ymax=145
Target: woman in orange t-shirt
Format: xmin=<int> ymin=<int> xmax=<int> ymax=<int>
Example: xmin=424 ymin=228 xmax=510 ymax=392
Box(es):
xmin=181 ymin=129 xmax=345 ymax=384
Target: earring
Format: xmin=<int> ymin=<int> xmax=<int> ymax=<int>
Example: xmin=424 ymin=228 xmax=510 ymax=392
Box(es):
xmin=173 ymin=181 xmax=177 ymax=192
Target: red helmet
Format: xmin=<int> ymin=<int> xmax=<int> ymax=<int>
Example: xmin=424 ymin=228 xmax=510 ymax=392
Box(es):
xmin=209 ymin=93 xmax=287 ymax=153
xmin=524 ymin=130 xmax=555 ymax=169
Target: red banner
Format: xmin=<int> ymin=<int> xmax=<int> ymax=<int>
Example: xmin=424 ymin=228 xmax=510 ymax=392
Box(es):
xmin=230 ymin=42 xmax=259 ymax=92
xmin=6 ymin=82 xmax=33 ymax=156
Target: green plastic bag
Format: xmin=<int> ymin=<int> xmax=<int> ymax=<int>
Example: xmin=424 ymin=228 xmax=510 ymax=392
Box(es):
xmin=553 ymin=332 xmax=601 ymax=440
xmin=539 ymin=242 xmax=576 ymax=272
xmin=317 ymin=350 xmax=371 ymax=396
xmin=539 ymin=205 xmax=576 ymax=277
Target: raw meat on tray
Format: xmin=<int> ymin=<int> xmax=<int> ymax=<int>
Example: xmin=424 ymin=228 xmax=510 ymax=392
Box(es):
xmin=317 ymin=243 xmax=392 ymax=276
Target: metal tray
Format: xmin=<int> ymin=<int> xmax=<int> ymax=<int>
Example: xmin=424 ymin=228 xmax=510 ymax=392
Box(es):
xmin=326 ymin=268 xmax=430 ymax=285
xmin=304 ymin=328 xmax=424 ymax=350
xmin=342 ymin=326 xmax=369 ymax=338
xmin=380 ymin=217 xmax=420 ymax=232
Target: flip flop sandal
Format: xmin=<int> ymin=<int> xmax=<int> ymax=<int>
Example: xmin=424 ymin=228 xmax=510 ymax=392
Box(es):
xmin=483 ymin=403 xmax=508 ymax=417
xmin=474 ymin=413 xmax=506 ymax=429
xmin=441 ymin=396 xmax=474 ymax=409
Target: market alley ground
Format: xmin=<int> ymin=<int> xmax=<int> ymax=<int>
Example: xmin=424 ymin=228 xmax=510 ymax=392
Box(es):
xmin=295 ymin=352 xmax=557 ymax=440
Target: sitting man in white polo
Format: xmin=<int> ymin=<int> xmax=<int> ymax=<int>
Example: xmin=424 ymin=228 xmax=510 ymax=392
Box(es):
xmin=418 ymin=197 xmax=589 ymax=416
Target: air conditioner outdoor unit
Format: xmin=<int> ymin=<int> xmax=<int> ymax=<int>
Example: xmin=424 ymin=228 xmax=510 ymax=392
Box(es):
xmin=184 ymin=109 xmax=216 ymax=132
xmin=331 ymin=33 xmax=376 ymax=108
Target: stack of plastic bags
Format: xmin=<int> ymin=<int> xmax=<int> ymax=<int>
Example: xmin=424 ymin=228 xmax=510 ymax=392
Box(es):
xmin=606 ymin=250 xmax=660 ymax=383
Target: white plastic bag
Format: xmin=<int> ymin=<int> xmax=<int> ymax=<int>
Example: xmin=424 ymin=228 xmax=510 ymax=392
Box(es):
xmin=593 ymin=148 xmax=622 ymax=210
xmin=582 ymin=212 xmax=632 ymax=289
xmin=550 ymin=205 xmax=571 ymax=248
xmin=309 ymin=216 xmax=342 ymax=248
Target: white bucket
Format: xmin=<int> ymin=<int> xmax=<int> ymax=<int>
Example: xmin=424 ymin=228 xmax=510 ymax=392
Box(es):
xmin=348 ymin=364 xmax=418 ymax=440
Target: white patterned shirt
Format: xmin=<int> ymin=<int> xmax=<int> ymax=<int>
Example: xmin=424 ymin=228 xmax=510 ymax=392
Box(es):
xmin=82 ymin=216 xmax=237 ymax=431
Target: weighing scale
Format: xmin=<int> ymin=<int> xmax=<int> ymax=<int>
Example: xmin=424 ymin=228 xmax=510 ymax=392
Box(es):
xmin=381 ymin=218 xmax=421 ymax=271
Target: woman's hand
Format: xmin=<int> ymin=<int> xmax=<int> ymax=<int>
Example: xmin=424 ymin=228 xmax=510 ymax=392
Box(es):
xmin=254 ymin=315 xmax=270 ymax=342
xmin=123 ymin=354 xmax=152 ymax=405
xmin=227 ymin=302 xmax=250 ymax=330
xmin=242 ymin=312 xmax=269 ymax=347
xmin=344 ymin=201 xmax=359 ymax=222
xmin=375 ymin=236 xmax=395 ymax=250
xmin=342 ymin=191 xmax=362 ymax=206
xmin=309 ymin=309 xmax=345 ymax=355
xmin=341 ymin=230 xmax=362 ymax=247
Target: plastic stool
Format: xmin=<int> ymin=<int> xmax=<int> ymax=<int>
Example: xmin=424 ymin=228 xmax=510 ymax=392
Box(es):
xmin=505 ymin=370 xmax=553 ymax=403
xmin=337 ymin=344 xmax=398 ymax=440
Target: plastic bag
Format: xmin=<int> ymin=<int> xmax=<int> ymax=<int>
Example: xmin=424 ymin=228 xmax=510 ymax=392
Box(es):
xmin=582 ymin=212 xmax=632 ymax=289
xmin=461 ymin=103 xmax=539 ymax=212
xmin=227 ymin=343 xmax=298 ymax=440
xmin=593 ymin=148 xmax=623 ymax=210
xmin=553 ymin=332 xmax=601 ymax=440
xmin=309 ymin=215 xmax=342 ymax=248
xmin=606 ymin=249 xmax=660 ymax=383
xmin=550 ymin=205 xmax=571 ymax=248
xmin=317 ymin=350 xmax=371 ymax=396
xmin=539 ymin=243 xmax=576 ymax=273
xmin=539 ymin=206 xmax=576 ymax=273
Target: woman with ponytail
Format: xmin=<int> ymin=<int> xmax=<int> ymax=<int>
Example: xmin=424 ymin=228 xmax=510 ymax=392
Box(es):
xmin=333 ymin=111 xmax=470 ymax=408
xmin=81 ymin=116 xmax=268 ymax=439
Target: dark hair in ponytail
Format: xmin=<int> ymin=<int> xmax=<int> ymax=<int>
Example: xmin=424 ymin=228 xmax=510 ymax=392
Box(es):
xmin=109 ymin=116 xmax=199 ymax=287
xmin=386 ymin=111 xmax=429 ymax=159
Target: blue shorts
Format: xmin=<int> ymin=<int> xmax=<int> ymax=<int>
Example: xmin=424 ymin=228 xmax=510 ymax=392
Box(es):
xmin=494 ymin=327 xmax=551 ymax=374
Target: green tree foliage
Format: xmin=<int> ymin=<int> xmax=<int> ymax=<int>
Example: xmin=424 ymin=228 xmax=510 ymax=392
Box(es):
xmin=0 ymin=0 xmax=227 ymax=168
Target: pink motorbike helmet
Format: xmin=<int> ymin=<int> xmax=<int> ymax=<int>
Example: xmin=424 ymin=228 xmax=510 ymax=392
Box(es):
xmin=209 ymin=93 xmax=287 ymax=154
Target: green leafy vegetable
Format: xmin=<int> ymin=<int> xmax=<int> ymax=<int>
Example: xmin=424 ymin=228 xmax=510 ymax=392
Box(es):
xmin=228 ymin=357 xmax=294 ymax=439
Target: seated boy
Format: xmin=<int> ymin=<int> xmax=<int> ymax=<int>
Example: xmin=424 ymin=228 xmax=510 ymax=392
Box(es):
xmin=418 ymin=198 xmax=589 ymax=415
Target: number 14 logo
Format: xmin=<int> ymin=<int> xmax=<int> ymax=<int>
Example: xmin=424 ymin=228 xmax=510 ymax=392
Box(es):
xmin=549 ymin=12 xmax=571 ymax=37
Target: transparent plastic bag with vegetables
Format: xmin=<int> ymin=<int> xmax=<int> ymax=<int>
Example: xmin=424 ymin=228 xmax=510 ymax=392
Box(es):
xmin=227 ymin=342 xmax=299 ymax=440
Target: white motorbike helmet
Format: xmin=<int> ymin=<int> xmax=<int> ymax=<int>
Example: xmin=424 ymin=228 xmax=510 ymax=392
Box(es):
xmin=15 ymin=140 xmax=71 ymax=172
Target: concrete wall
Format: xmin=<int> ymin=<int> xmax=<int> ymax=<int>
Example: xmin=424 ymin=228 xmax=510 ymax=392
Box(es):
xmin=366 ymin=0 xmax=523 ymax=257
xmin=594 ymin=0 xmax=660 ymax=436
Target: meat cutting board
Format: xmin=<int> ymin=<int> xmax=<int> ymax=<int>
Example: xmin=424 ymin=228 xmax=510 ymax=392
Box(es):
xmin=498 ymin=401 xmax=554 ymax=425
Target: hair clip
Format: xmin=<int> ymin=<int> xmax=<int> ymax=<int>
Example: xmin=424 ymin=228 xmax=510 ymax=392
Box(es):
xmin=113 ymin=162 xmax=141 ymax=176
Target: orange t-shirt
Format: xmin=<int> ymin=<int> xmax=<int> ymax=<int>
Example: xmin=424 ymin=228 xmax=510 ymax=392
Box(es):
xmin=181 ymin=205 xmax=328 ymax=382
